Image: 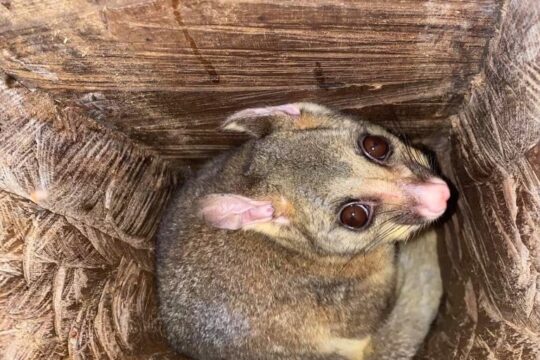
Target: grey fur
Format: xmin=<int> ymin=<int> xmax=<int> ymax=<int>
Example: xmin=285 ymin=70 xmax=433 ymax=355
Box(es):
xmin=157 ymin=103 xmax=443 ymax=360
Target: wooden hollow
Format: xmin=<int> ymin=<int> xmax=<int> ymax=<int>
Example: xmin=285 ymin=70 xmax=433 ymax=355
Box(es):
xmin=0 ymin=0 xmax=538 ymax=358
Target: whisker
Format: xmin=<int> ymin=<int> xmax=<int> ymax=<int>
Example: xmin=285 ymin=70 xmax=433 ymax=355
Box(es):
xmin=336 ymin=214 xmax=408 ymax=275
xmin=364 ymin=214 xmax=414 ymax=252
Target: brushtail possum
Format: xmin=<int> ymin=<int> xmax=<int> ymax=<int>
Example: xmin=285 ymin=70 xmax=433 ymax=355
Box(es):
xmin=157 ymin=103 xmax=448 ymax=360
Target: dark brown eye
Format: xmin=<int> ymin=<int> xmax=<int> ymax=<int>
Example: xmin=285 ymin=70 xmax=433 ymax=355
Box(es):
xmin=360 ymin=135 xmax=390 ymax=162
xmin=339 ymin=203 xmax=371 ymax=230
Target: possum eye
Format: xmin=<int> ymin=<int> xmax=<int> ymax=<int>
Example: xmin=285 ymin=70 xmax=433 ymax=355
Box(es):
xmin=339 ymin=202 xmax=372 ymax=230
xmin=360 ymin=135 xmax=390 ymax=162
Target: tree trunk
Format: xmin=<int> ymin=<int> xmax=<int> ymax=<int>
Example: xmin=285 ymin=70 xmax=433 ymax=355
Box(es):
xmin=419 ymin=0 xmax=540 ymax=358
xmin=0 ymin=0 xmax=537 ymax=359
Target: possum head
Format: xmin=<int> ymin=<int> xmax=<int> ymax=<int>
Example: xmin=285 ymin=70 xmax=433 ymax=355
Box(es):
xmin=198 ymin=103 xmax=450 ymax=256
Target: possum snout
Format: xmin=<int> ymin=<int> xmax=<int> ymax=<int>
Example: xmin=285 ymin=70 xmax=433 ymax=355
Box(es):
xmin=402 ymin=178 xmax=450 ymax=220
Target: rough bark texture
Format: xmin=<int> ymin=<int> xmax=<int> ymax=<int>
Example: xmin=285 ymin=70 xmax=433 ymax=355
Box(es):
xmin=0 ymin=84 xmax=179 ymax=358
xmin=0 ymin=0 xmax=500 ymax=167
xmin=0 ymin=0 xmax=538 ymax=359
xmin=419 ymin=0 xmax=540 ymax=358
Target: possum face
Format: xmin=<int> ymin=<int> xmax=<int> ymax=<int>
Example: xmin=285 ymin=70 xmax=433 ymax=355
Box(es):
xmin=198 ymin=103 xmax=450 ymax=256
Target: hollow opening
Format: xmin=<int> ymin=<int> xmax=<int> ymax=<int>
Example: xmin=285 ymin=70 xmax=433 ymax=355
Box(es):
xmin=0 ymin=0 xmax=538 ymax=359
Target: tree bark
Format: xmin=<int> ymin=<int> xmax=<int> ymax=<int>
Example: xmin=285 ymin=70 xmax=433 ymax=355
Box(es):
xmin=1 ymin=0 xmax=538 ymax=359
xmin=0 ymin=84 xmax=179 ymax=358
xmin=419 ymin=0 xmax=540 ymax=358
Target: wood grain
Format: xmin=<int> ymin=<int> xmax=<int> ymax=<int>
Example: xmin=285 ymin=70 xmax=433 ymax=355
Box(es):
xmin=0 ymin=81 xmax=181 ymax=359
xmin=419 ymin=0 xmax=540 ymax=358
xmin=3 ymin=0 xmax=539 ymax=359
xmin=0 ymin=0 xmax=500 ymax=166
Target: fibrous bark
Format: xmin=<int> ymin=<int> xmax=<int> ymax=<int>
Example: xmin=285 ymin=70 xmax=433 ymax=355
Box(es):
xmin=419 ymin=0 xmax=540 ymax=358
xmin=0 ymin=83 xmax=179 ymax=359
xmin=0 ymin=0 xmax=538 ymax=359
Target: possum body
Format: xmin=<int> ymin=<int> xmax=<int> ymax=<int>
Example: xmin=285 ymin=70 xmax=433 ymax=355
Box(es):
xmin=157 ymin=103 xmax=447 ymax=360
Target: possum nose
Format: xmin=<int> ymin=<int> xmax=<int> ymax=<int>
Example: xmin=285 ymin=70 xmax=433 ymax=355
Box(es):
xmin=406 ymin=178 xmax=450 ymax=220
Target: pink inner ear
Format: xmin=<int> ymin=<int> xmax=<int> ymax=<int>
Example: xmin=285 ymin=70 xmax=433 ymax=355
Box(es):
xmin=198 ymin=194 xmax=275 ymax=230
xmin=227 ymin=103 xmax=301 ymax=121
xmin=252 ymin=104 xmax=301 ymax=117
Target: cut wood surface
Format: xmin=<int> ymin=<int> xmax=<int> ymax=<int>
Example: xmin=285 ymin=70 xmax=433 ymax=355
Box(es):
xmin=0 ymin=0 xmax=499 ymax=167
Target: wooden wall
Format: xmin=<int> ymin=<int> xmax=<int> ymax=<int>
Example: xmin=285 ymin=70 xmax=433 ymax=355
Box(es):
xmin=4 ymin=1 xmax=538 ymax=360
xmin=420 ymin=0 xmax=540 ymax=357
xmin=0 ymin=0 xmax=500 ymax=167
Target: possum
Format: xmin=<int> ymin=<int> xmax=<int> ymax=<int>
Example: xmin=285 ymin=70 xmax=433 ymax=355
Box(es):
xmin=157 ymin=103 xmax=448 ymax=360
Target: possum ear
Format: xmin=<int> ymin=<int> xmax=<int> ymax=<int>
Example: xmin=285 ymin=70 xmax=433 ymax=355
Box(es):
xmin=198 ymin=194 xmax=275 ymax=230
xmin=221 ymin=104 xmax=301 ymax=138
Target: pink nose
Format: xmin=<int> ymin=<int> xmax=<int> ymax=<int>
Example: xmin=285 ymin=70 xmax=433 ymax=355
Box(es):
xmin=405 ymin=177 xmax=450 ymax=220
